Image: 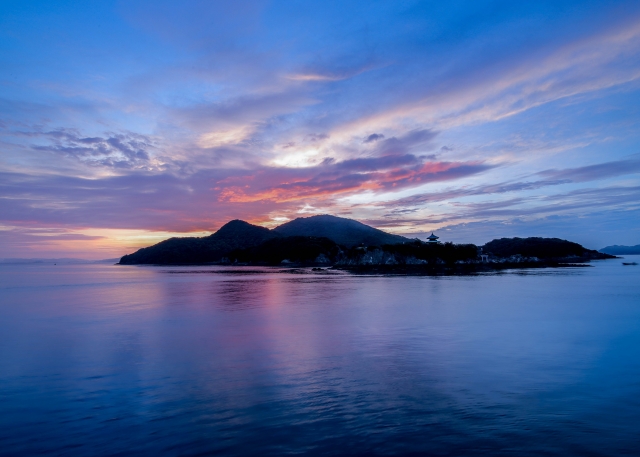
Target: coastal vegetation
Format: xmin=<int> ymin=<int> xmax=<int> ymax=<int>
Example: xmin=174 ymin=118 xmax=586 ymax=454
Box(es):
xmin=228 ymin=236 xmax=341 ymax=265
xmin=483 ymin=237 xmax=597 ymax=259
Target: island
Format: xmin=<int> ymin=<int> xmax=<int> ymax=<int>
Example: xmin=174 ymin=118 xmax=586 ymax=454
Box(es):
xmin=118 ymin=215 xmax=615 ymax=274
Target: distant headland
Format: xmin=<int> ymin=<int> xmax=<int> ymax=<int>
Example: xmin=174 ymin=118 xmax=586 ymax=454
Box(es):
xmin=599 ymin=244 xmax=640 ymax=255
xmin=118 ymin=215 xmax=615 ymax=273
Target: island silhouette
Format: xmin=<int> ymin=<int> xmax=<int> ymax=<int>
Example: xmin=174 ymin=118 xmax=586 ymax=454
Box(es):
xmin=118 ymin=215 xmax=614 ymax=272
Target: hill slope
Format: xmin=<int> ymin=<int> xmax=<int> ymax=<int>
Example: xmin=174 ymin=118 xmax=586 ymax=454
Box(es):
xmin=229 ymin=236 xmax=341 ymax=264
xmin=483 ymin=237 xmax=614 ymax=260
xmin=119 ymin=220 xmax=278 ymax=265
xmin=273 ymin=215 xmax=409 ymax=247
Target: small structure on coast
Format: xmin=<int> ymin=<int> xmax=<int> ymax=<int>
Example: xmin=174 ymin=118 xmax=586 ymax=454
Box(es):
xmin=426 ymin=232 xmax=439 ymax=244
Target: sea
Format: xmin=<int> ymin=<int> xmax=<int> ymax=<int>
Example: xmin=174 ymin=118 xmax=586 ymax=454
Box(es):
xmin=1 ymin=256 xmax=639 ymax=456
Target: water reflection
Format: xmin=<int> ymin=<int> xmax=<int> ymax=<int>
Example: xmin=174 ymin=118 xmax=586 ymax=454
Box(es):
xmin=0 ymin=259 xmax=639 ymax=455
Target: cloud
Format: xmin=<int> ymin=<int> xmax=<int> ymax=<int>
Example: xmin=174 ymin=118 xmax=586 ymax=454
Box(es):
xmin=360 ymin=184 xmax=640 ymax=242
xmin=0 ymin=152 xmax=493 ymax=235
xmin=176 ymin=91 xmax=315 ymax=129
xmin=538 ymin=156 xmax=640 ymax=182
xmin=27 ymin=129 xmax=157 ymax=170
xmin=373 ymin=155 xmax=640 ymax=212
xmin=449 ymin=185 xmax=640 ymax=222
xmin=419 ymin=209 xmax=640 ymax=249
xmin=216 ymin=157 xmax=493 ymax=203
xmin=0 ymin=170 xmax=280 ymax=232
xmin=0 ymin=227 xmax=105 ymax=241
xmin=363 ymin=133 xmax=384 ymax=143
xmin=374 ymin=179 xmax=567 ymax=210
xmin=331 ymin=14 xmax=640 ymax=138
xmin=373 ymin=129 xmax=439 ymax=156
xmin=286 ymin=73 xmax=345 ymax=82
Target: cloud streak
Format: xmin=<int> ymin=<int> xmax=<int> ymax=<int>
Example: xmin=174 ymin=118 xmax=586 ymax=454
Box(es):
xmin=538 ymin=156 xmax=640 ymax=182
xmin=31 ymin=130 xmax=156 ymax=169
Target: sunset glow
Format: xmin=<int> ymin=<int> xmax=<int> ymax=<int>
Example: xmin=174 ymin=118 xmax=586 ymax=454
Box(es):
xmin=1 ymin=1 xmax=640 ymax=258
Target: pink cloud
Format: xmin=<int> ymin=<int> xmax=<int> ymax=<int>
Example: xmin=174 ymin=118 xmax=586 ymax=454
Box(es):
xmin=216 ymin=158 xmax=493 ymax=203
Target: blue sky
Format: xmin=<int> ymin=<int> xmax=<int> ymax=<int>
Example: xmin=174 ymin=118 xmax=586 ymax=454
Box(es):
xmin=1 ymin=0 xmax=639 ymax=258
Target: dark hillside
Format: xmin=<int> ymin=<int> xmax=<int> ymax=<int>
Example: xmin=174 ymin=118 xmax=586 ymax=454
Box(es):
xmin=483 ymin=237 xmax=613 ymax=260
xmin=229 ymin=236 xmax=341 ymax=265
xmin=118 ymin=216 xmax=617 ymax=267
xmin=119 ymin=220 xmax=278 ymax=265
xmin=273 ymin=214 xmax=408 ymax=247
xmin=207 ymin=220 xmax=277 ymax=250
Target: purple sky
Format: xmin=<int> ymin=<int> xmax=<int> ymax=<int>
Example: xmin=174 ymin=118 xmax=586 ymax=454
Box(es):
xmin=1 ymin=0 xmax=640 ymax=258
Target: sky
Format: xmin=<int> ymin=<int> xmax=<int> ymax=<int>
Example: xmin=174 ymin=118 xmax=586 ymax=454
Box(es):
xmin=1 ymin=0 xmax=640 ymax=259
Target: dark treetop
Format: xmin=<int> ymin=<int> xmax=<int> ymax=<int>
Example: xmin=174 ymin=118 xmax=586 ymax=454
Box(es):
xmin=482 ymin=237 xmax=609 ymax=260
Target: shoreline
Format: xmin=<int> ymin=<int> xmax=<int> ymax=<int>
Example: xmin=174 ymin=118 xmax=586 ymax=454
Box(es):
xmin=116 ymin=259 xmax=612 ymax=275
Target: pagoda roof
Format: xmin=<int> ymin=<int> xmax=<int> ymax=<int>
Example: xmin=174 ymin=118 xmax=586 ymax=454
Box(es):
xmin=427 ymin=232 xmax=439 ymax=240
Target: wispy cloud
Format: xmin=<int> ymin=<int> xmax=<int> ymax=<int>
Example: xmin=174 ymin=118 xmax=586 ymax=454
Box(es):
xmin=216 ymin=158 xmax=492 ymax=203
xmin=371 ymin=156 xmax=640 ymax=211
xmin=538 ymin=156 xmax=640 ymax=182
xmin=29 ymin=129 xmax=157 ymax=169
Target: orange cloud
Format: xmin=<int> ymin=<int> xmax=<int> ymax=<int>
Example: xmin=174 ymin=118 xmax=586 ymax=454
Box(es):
xmin=216 ymin=158 xmax=493 ymax=203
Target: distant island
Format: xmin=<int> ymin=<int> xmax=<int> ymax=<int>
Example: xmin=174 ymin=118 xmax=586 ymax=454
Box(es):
xmin=599 ymin=245 xmax=640 ymax=255
xmin=118 ymin=215 xmax=615 ymax=273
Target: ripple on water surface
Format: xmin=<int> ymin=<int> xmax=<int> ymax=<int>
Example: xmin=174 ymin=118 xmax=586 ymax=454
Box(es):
xmin=0 ymin=259 xmax=639 ymax=455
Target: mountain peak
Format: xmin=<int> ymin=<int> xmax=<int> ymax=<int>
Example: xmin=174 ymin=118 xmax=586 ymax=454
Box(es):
xmin=213 ymin=219 xmax=270 ymax=237
xmin=119 ymin=219 xmax=275 ymax=265
xmin=119 ymin=215 xmax=408 ymax=264
xmin=273 ymin=214 xmax=408 ymax=247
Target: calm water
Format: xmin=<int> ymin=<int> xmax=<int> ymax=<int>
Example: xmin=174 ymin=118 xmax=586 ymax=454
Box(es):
xmin=1 ymin=257 xmax=639 ymax=456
